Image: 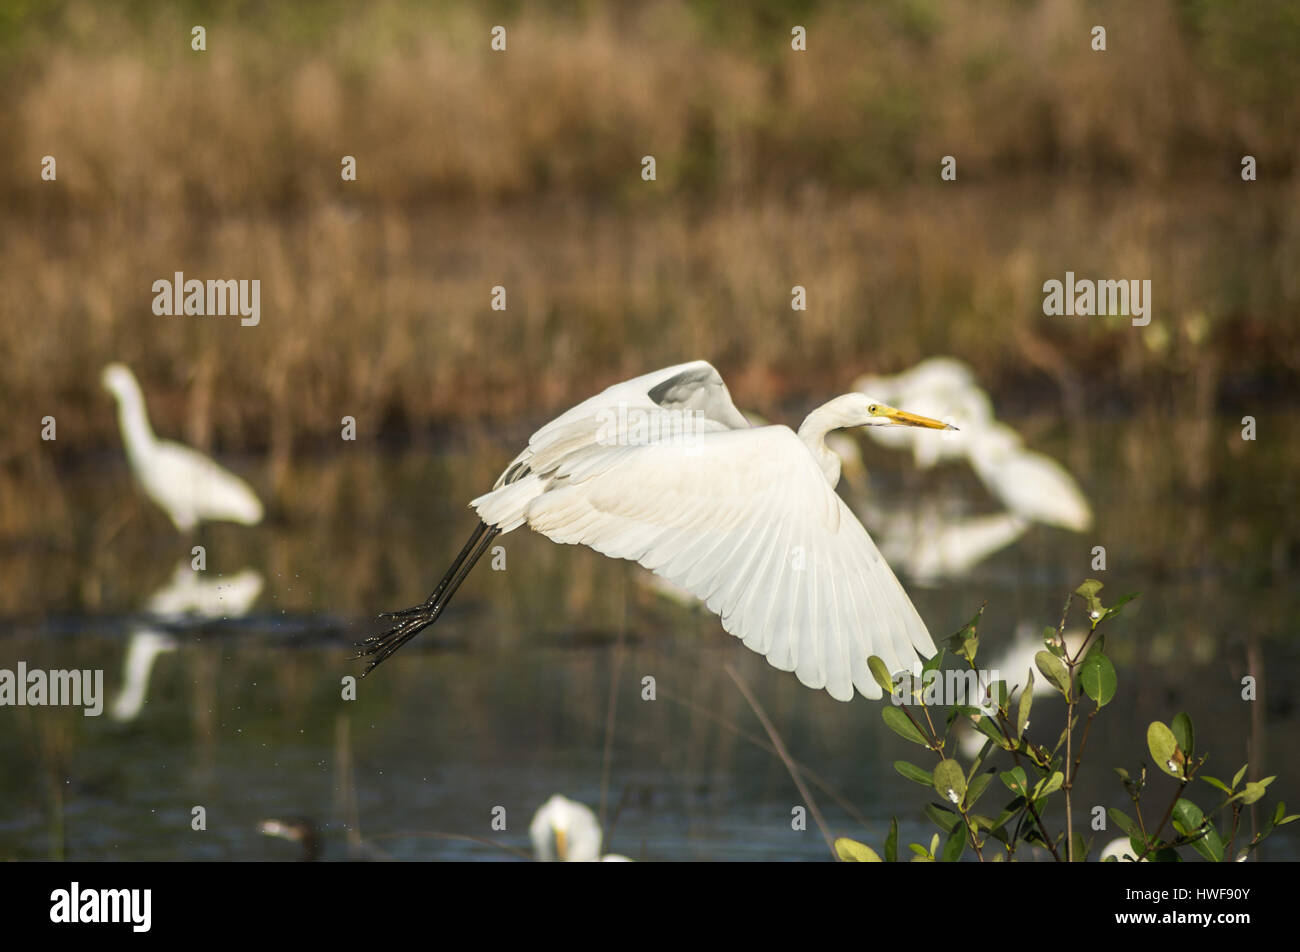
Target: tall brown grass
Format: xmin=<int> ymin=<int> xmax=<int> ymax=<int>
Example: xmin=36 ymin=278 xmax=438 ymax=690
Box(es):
xmin=1 ymin=0 xmax=1297 ymax=471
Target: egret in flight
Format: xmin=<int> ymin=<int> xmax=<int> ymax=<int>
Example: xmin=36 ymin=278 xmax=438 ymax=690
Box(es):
xmin=357 ymin=361 xmax=955 ymax=701
xmin=102 ymin=363 xmax=264 ymax=532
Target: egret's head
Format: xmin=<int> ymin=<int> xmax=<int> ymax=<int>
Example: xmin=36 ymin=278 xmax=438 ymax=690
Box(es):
xmin=846 ymin=393 xmax=957 ymax=431
xmin=101 ymin=363 xmax=138 ymax=401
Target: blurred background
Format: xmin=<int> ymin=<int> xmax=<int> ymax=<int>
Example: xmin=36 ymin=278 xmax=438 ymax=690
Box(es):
xmin=1 ymin=0 xmax=1297 ymax=860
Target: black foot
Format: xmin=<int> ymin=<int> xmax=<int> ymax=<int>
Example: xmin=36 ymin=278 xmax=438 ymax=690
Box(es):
xmin=353 ymin=604 xmax=438 ymax=676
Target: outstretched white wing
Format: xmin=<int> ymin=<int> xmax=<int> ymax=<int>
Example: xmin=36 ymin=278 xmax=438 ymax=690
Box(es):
xmin=490 ymin=361 xmax=750 ymax=491
xmin=476 ymin=424 xmax=936 ymax=701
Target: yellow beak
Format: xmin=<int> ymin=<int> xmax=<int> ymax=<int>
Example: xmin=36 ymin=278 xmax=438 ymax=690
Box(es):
xmin=878 ymin=405 xmax=958 ymax=430
xmin=554 ymin=827 xmax=568 ymax=861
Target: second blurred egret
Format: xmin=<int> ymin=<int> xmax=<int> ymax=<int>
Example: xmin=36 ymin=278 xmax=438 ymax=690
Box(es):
xmin=102 ymin=363 xmax=264 ymax=532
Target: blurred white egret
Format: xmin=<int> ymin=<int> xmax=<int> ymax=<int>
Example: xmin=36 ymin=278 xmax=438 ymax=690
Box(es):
xmin=965 ymin=423 xmax=1092 ymax=532
xmin=855 ymin=358 xmax=1091 ymax=531
xmin=102 ymin=363 xmax=264 ymax=532
xmin=109 ymin=629 xmax=179 ymax=722
xmin=1099 ymin=837 xmax=1146 ymax=862
xmin=357 ymin=360 xmax=956 ymax=701
xmin=529 ymin=794 xmax=630 ymax=862
xmin=872 ymin=503 xmax=1030 ymax=585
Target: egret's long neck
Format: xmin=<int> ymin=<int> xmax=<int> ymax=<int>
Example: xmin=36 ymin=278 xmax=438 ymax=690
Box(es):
xmin=796 ymin=402 xmax=843 ymax=489
xmin=113 ymin=383 xmax=158 ymax=463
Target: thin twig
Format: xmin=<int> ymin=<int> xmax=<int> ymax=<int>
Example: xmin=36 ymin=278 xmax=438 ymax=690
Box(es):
xmin=657 ymin=687 xmax=873 ymax=829
xmin=724 ymin=663 xmax=836 ymax=858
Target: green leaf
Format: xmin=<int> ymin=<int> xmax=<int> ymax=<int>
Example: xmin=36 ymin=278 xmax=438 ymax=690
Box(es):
xmin=1000 ymin=767 xmax=1028 ymax=797
xmin=925 ymin=803 xmax=961 ymax=833
xmin=970 ymin=712 xmax=1007 ymax=747
xmin=868 ymin=656 xmax=897 ymax=696
xmin=1016 ymin=669 xmax=1034 ymax=738
xmin=1080 ymin=653 xmax=1117 ymax=707
xmin=895 ymin=760 xmax=934 ymax=787
xmin=1172 ymin=801 xmax=1223 ymax=863
xmin=1084 ymin=634 xmax=1106 ymax=660
xmin=1188 ymin=829 xmax=1225 ymax=863
xmin=946 ymin=608 xmax=983 ymax=665
xmin=1101 ymin=592 xmax=1140 ymax=622
xmin=923 ymin=647 xmax=947 ymax=675
xmin=835 ymin=837 xmax=882 ymax=862
xmin=990 ymin=679 xmax=1009 ymax=709
xmin=1172 ymin=798 xmax=1204 ymax=830
xmin=1237 ymin=780 xmax=1273 ymax=805
xmin=933 ymin=759 xmax=967 ymax=806
xmin=1043 ymin=626 xmax=1064 ymax=657
xmin=1075 ymin=579 xmax=1104 ymax=600
xmin=1075 ymin=579 xmax=1104 ymax=616
xmin=1171 ymin=712 xmax=1194 ymax=759
xmin=940 ymin=829 xmax=966 ymax=862
xmin=907 ymin=843 xmax=930 ymax=858
xmin=1147 ymin=721 xmax=1184 ymax=778
xmin=966 ymin=772 xmax=994 ymax=810
xmin=885 ymin=817 xmax=898 ymax=863
xmin=1033 ymin=771 xmax=1064 ymax=798
xmin=1232 ymin=764 xmax=1249 ymax=789
xmin=1035 ymin=650 xmax=1072 ymax=699
xmin=1069 ymin=832 xmax=1089 ymax=862
xmin=1200 ymin=775 xmax=1232 ymax=795
xmin=882 ymin=706 xmax=929 ymax=746
xmin=1108 ymin=808 xmax=1138 ymax=837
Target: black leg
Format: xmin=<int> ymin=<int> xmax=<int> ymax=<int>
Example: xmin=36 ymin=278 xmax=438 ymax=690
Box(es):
xmin=354 ymin=523 xmax=501 ymax=676
xmin=377 ymin=522 xmax=487 ymax=619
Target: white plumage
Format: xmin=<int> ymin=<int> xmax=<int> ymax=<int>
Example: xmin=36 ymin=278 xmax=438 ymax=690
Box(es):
xmin=361 ymin=361 xmax=957 ymax=701
xmin=102 ymin=363 xmax=263 ymax=532
xmin=529 ymin=794 xmax=629 ymax=862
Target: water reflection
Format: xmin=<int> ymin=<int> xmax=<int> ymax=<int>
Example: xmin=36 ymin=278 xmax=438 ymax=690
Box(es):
xmin=109 ymin=562 xmax=264 ymax=722
xmin=109 ymin=630 xmax=177 ymax=723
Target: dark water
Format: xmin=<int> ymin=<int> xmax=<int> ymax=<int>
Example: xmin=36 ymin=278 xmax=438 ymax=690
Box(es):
xmin=1 ymin=414 xmax=1296 ymax=861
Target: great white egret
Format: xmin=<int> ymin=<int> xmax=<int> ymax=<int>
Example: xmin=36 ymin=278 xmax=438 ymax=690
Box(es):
xmin=357 ymin=360 xmax=956 ymax=701
xmin=529 ymin=794 xmax=630 ymax=862
xmin=854 ymin=358 xmax=1091 ymax=531
xmin=101 ymin=363 xmax=264 ymax=532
